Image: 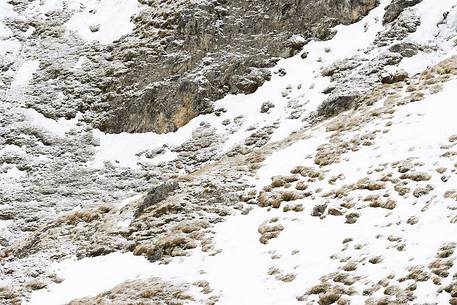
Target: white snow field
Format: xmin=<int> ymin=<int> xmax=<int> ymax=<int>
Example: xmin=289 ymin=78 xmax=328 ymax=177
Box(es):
xmin=10 ymin=60 xmax=40 ymax=87
xmin=65 ymin=0 xmax=143 ymax=44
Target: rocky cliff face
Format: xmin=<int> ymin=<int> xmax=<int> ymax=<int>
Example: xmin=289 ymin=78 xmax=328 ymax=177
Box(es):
xmin=4 ymin=0 xmax=378 ymax=134
xmin=96 ymin=0 xmax=380 ymax=133
xmin=2 ymin=0 xmax=457 ymax=304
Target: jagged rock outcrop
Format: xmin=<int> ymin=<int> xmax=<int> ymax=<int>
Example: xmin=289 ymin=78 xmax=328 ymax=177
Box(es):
xmin=10 ymin=0 xmax=379 ymax=134
xmin=383 ymin=0 xmax=423 ymax=23
xmin=97 ymin=0 xmax=380 ymax=133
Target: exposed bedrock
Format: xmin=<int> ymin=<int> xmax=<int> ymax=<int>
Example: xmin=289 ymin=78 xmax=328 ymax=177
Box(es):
xmin=20 ymin=0 xmax=380 ymax=134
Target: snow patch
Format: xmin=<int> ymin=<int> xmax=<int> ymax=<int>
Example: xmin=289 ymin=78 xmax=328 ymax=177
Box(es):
xmin=0 ymin=165 xmax=27 ymax=179
xmin=65 ymin=0 xmax=142 ymax=44
xmin=21 ymin=108 xmax=79 ymax=137
xmin=72 ymin=56 xmax=88 ymax=70
xmin=11 ymin=60 xmax=40 ymax=87
xmin=0 ymin=0 xmax=15 ymax=38
xmin=256 ymin=127 xmax=327 ymax=188
xmin=90 ymin=125 xmax=195 ymax=168
xmin=27 ymin=253 xmax=162 ymax=305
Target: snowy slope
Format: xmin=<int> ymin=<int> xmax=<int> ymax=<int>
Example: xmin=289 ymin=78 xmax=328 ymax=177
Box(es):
xmin=1 ymin=0 xmax=457 ymax=304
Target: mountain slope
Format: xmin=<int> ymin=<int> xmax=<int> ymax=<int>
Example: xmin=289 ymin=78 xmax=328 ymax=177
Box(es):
xmin=1 ymin=0 xmax=457 ymax=304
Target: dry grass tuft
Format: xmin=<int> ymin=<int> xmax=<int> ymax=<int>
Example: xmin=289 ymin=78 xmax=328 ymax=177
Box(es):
xmin=258 ymin=219 xmax=284 ymax=244
xmin=444 ymin=190 xmax=457 ymax=201
xmin=295 ymin=181 xmax=308 ymax=190
xmin=271 ymin=176 xmax=286 ymax=188
xmin=25 ymin=280 xmax=46 ymax=291
xmin=354 ymin=177 xmax=385 ymax=191
xmin=280 ymin=190 xmax=302 ymax=202
xmin=68 ymin=278 xmax=195 ymax=305
xmin=276 ymin=273 xmax=297 ymax=283
xmin=57 ymin=210 xmax=100 ymax=225
xmin=400 ymin=172 xmax=432 ymax=182
xmin=283 ymin=203 xmax=304 ymax=213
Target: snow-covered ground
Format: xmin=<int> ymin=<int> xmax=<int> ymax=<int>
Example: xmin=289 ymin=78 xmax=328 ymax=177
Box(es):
xmin=27 ymin=73 xmax=457 ymax=304
xmin=65 ymin=0 xmax=143 ymax=44
xmin=10 ymin=60 xmax=40 ymax=87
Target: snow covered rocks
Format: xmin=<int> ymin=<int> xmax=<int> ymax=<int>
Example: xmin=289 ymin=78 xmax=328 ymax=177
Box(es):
xmin=383 ymin=0 xmax=423 ymax=23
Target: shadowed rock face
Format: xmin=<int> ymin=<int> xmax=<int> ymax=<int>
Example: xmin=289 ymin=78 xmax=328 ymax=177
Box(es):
xmin=383 ymin=0 xmax=423 ymax=24
xmin=95 ymin=0 xmax=380 ymax=134
xmin=19 ymin=0 xmax=378 ymax=134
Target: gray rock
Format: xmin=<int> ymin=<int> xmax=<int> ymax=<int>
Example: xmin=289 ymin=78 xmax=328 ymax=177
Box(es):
xmin=260 ymin=101 xmax=275 ymax=113
xmin=317 ymin=95 xmax=359 ymax=119
xmin=134 ymin=182 xmax=179 ymax=218
xmin=13 ymin=0 xmax=379 ymax=134
xmin=383 ymin=0 xmax=423 ymax=24
xmin=389 ymin=42 xmax=419 ymax=57
xmin=380 ymin=70 xmax=409 ymax=84
xmin=311 ymin=203 xmax=328 ymax=217
xmin=89 ymin=24 xmax=100 ymax=33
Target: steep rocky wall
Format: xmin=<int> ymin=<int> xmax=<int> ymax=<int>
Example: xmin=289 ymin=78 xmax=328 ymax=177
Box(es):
xmin=15 ymin=0 xmax=379 ymax=134
xmin=95 ymin=0 xmax=380 ymax=133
